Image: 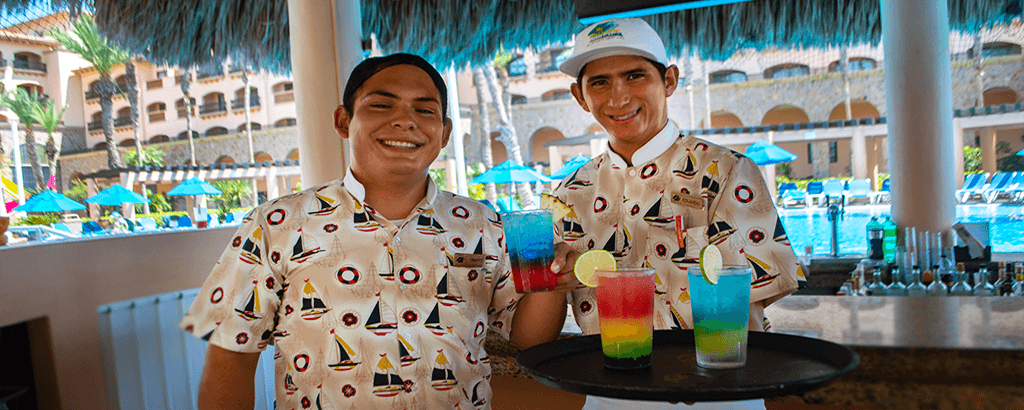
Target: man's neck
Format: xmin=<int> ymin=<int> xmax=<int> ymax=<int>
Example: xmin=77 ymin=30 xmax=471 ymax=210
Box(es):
xmin=352 ymin=170 xmax=429 ymax=221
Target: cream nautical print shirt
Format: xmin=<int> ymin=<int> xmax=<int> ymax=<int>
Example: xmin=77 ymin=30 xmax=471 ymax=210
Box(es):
xmin=553 ymin=122 xmax=806 ymax=335
xmin=181 ymin=173 xmax=520 ymax=410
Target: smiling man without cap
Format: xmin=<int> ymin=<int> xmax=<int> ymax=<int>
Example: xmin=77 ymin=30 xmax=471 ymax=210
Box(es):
xmin=182 ymin=53 xmax=574 ymax=410
xmin=551 ymin=18 xmax=807 ymax=410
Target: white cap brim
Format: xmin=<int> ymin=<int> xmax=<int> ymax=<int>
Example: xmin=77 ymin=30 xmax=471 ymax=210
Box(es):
xmin=558 ymin=46 xmax=661 ymax=78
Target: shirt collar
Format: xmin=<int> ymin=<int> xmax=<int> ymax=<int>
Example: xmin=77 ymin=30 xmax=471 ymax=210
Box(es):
xmin=343 ymin=169 xmax=437 ymax=206
xmin=607 ymin=121 xmax=679 ymax=168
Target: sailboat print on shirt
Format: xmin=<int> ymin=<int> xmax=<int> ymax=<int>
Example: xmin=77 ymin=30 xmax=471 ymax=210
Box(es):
xmin=284 ymin=373 xmax=298 ymax=395
xmin=436 ymin=270 xmax=465 ymax=307
xmin=239 ymin=227 xmax=263 ymax=265
xmin=398 ymin=334 xmax=421 ymax=367
xmin=290 ymin=228 xmax=324 ymax=263
xmin=701 ymin=160 xmax=721 ymax=200
xmin=464 ymin=381 xmax=487 ymax=407
xmin=673 ymin=150 xmax=699 ymax=179
xmin=308 ymin=190 xmax=340 ymax=216
xmin=353 ymin=200 xmax=382 ymax=232
xmin=706 ymin=219 xmax=737 ymax=245
xmin=562 ymin=167 xmax=593 ymax=190
xmin=327 ymin=330 xmax=360 ymax=371
xmin=773 ymin=216 xmax=790 ymax=246
xmin=431 ymin=349 xmax=458 ymax=390
xmin=424 ymin=302 xmax=444 ymax=336
xmin=471 ymin=237 xmax=498 ymax=264
xmin=416 ymin=209 xmax=446 ymax=235
xmin=365 ymin=292 xmax=398 ymax=336
xmin=643 ymin=193 xmax=675 ymax=226
xmin=234 ymin=280 xmax=262 ymax=321
xmin=300 ymin=279 xmax=331 ymax=320
xmin=372 ymin=354 xmax=405 ymax=397
xmin=748 ymin=253 xmax=780 ymax=289
xmin=561 ymin=208 xmax=585 ymax=241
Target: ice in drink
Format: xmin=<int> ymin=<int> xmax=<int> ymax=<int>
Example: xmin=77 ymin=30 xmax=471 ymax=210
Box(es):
xmin=595 ymin=268 xmax=656 ymax=370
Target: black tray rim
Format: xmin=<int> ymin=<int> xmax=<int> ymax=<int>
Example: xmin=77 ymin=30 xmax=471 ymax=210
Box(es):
xmin=515 ymin=329 xmax=861 ymax=402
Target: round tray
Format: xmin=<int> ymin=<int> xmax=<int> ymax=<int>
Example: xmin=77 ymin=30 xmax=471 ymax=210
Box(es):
xmin=516 ymin=329 xmax=860 ymax=402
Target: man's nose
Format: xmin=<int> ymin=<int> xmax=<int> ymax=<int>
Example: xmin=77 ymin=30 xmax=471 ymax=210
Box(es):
xmin=609 ymin=80 xmax=630 ymax=108
xmin=391 ymin=106 xmax=417 ymax=129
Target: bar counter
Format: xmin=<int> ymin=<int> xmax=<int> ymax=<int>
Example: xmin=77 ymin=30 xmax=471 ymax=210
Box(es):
xmin=486 ymin=296 xmax=1024 ymax=409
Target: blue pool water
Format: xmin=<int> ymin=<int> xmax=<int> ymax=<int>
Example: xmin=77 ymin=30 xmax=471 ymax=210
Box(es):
xmin=779 ymin=204 xmax=1024 ymax=255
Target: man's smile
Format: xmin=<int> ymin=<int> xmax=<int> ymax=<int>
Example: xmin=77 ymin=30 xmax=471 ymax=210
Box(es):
xmin=380 ymin=139 xmax=423 ymax=149
xmin=609 ymin=108 xmax=640 ymax=122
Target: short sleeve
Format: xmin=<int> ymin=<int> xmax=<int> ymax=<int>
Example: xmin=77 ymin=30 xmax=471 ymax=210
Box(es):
xmin=179 ymin=207 xmax=284 ymax=353
xmin=709 ymin=155 xmax=806 ymax=306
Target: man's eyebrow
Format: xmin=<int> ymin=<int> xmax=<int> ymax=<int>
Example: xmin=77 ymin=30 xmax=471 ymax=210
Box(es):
xmin=364 ymin=90 xmax=398 ymax=99
xmin=585 ymin=68 xmax=649 ymax=83
xmin=415 ymin=96 xmax=441 ymax=105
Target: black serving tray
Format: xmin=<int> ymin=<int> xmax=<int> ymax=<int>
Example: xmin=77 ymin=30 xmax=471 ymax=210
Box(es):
xmin=516 ymin=329 xmax=859 ymax=402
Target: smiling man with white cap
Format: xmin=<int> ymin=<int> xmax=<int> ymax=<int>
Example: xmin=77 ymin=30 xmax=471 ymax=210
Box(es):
xmin=551 ymin=18 xmax=806 ymax=410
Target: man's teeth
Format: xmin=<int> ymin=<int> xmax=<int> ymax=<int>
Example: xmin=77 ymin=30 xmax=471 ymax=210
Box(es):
xmin=383 ymin=140 xmax=419 ymax=148
xmin=612 ymin=110 xmax=639 ymax=120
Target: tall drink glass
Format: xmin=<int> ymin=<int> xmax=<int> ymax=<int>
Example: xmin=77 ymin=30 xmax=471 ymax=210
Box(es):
xmin=501 ymin=210 xmax=557 ymax=293
xmin=595 ymin=268 xmax=656 ymax=370
xmin=688 ymin=265 xmax=752 ymax=369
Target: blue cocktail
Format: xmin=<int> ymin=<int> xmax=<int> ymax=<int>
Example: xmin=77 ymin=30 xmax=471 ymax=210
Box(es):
xmin=688 ymin=265 xmax=752 ymax=368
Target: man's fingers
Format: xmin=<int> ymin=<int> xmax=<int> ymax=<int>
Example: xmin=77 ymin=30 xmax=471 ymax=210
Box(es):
xmin=551 ymin=242 xmax=570 ymax=272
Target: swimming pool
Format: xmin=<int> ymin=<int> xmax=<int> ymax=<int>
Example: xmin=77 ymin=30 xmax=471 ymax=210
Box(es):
xmin=779 ymin=204 xmax=1024 ymax=255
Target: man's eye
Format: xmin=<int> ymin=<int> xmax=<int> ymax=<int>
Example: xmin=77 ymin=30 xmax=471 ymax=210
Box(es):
xmin=589 ymin=80 xmax=607 ymax=87
xmin=370 ymin=103 xmax=390 ymax=109
xmin=628 ymin=73 xmax=645 ymax=80
xmin=417 ymin=108 xmax=436 ymax=114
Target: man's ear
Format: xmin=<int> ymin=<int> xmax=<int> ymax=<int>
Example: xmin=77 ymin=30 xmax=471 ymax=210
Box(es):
xmin=663 ymin=65 xmax=680 ymax=98
xmin=334 ymin=105 xmax=351 ymax=139
xmin=441 ymin=118 xmax=453 ymax=148
xmin=570 ymin=83 xmax=591 ymax=113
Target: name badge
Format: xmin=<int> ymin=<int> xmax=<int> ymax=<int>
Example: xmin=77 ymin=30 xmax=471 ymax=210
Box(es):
xmin=670 ymin=192 xmax=704 ymax=210
xmin=452 ymin=253 xmax=485 ymax=267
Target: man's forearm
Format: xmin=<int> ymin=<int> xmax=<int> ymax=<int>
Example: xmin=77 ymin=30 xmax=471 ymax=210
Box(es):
xmin=510 ymin=291 xmax=569 ymax=349
xmin=198 ymin=344 xmax=261 ymax=410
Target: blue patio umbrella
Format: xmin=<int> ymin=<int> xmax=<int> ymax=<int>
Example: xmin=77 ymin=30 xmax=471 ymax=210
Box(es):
xmin=1017 ymin=147 xmax=1024 ymax=156
xmin=548 ymin=154 xmax=591 ymax=180
xmin=744 ymin=140 xmax=797 ymax=166
xmin=167 ymin=177 xmax=222 ymax=196
xmin=470 ymin=160 xmax=552 ymax=184
xmin=85 ymin=184 xmax=151 ymax=206
xmin=14 ymin=189 xmax=86 ymax=213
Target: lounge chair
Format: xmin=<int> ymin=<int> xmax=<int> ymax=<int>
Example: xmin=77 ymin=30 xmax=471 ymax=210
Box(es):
xmin=780 ymin=189 xmax=808 ymax=208
xmin=821 ymin=180 xmax=846 ymax=205
xmin=82 ymin=221 xmax=103 ymax=235
xmin=872 ymin=179 xmax=891 ymax=204
xmin=845 ymin=178 xmax=873 ymax=205
xmin=51 ymin=222 xmax=75 ymax=235
xmin=777 ymin=183 xmax=798 ymax=200
xmin=983 ymin=172 xmax=1022 ymax=203
xmin=177 ymin=215 xmax=193 ymax=228
xmin=224 ymin=212 xmax=235 ymax=224
xmin=956 ymin=173 xmax=990 ymax=203
xmin=806 ymin=181 xmax=825 ymax=206
xmin=137 ymin=217 xmax=158 ymax=230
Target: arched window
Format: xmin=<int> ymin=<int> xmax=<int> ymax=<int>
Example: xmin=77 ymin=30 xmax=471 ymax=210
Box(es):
xmin=709 ymin=70 xmax=747 ymax=84
xmin=177 ymin=130 xmax=199 ymax=140
xmin=541 ymin=89 xmax=572 ymax=102
xmin=507 ymin=55 xmax=527 ymax=76
xmin=215 ymin=155 xmax=236 ymax=165
xmin=254 ymin=151 xmax=273 ymax=163
xmin=94 ymin=142 xmax=107 ymax=151
xmin=147 ymin=102 xmax=167 ymax=122
xmin=149 ymin=135 xmax=170 ymax=143
xmin=200 ymin=92 xmax=226 ymax=115
xmin=176 ymin=97 xmax=197 ymax=118
xmin=511 ymin=94 xmax=527 ymax=105
xmin=287 ymin=149 xmax=300 ymax=161
xmin=205 ymin=126 xmax=229 ymax=137
xmin=273 ymin=82 xmax=294 ymax=103
xmin=119 ymin=138 xmax=136 ymax=147
xmin=114 ymin=74 xmax=130 ymax=92
xmin=237 ymin=123 xmax=262 ymax=132
xmin=232 ymin=87 xmax=260 ymax=109
xmin=13 ymin=52 xmax=45 ymax=72
xmin=275 ymin=118 xmax=297 ymax=128
xmin=967 ymin=42 xmax=1023 ymax=59
xmin=88 ymin=112 xmax=102 ymax=131
xmin=86 ymin=81 xmax=100 ymax=100
xmin=17 ymin=83 xmax=43 ymax=98
xmin=764 ymin=64 xmax=809 ymax=79
xmin=827 ymin=57 xmax=877 ymax=72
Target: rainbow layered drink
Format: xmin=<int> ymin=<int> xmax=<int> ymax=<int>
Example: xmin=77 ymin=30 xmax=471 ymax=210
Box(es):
xmin=502 ymin=210 xmax=557 ymax=293
xmin=688 ymin=265 xmax=752 ymax=369
xmin=595 ymin=268 xmax=656 ymax=370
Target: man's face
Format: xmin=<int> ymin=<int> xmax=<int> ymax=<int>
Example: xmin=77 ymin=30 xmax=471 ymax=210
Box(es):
xmin=335 ymin=64 xmax=451 ymax=181
xmin=571 ymin=55 xmax=678 ymax=156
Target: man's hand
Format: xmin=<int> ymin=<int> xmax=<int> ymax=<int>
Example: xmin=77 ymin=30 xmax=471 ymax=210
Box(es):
xmin=549 ymin=242 xmax=581 ymax=292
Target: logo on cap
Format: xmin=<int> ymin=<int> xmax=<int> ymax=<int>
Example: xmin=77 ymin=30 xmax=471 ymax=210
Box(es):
xmin=588 ymin=22 xmax=622 ymax=41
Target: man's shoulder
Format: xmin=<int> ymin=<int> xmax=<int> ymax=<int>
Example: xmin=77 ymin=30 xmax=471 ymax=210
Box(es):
xmin=253 ymin=179 xmax=350 ymax=215
xmin=674 ymin=134 xmax=749 ymax=164
xmin=435 ymin=190 xmax=499 ymax=219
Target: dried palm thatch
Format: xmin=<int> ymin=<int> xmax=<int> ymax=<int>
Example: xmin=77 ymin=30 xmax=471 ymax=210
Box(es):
xmin=2 ymin=0 xmax=1020 ymax=71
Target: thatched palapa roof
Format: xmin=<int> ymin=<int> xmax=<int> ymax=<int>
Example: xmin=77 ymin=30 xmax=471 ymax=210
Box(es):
xmin=3 ymin=0 xmax=1022 ymax=73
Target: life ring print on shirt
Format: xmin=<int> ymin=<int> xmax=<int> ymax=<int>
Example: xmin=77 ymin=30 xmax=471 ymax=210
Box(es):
xmin=594 ymin=196 xmax=608 ymax=213
xmin=294 ymin=353 xmax=311 ymax=372
xmin=337 ymin=266 xmax=360 ymax=285
xmin=399 ymin=266 xmax=421 ymax=285
xmin=267 ymin=209 xmax=287 ymax=225
xmin=747 ymin=227 xmax=766 ymax=245
xmin=640 ymin=163 xmax=658 ymax=179
xmin=210 ymin=287 xmax=224 ymax=304
xmin=735 ymin=185 xmax=755 ymax=204
xmin=450 ymin=206 xmax=470 ymax=219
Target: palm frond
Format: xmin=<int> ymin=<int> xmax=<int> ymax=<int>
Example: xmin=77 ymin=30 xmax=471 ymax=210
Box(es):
xmin=3 ymin=88 xmax=41 ymax=125
xmin=50 ymin=15 xmax=129 ymax=75
xmin=32 ymin=99 xmax=68 ymax=133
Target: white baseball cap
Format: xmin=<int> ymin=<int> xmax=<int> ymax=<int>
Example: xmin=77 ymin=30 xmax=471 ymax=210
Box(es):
xmin=558 ymin=18 xmax=669 ymax=78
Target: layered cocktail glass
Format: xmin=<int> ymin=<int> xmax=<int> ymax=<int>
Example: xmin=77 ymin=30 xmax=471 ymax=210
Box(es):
xmin=688 ymin=265 xmax=752 ymax=369
xmin=502 ymin=209 xmax=557 ymax=293
xmin=595 ymin=268 xmax=656 ymax=370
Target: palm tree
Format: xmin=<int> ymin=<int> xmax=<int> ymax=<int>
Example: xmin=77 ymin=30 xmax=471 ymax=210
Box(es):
xmin=179 ymin=70 xmax=196 ymax=165
xmin=50 ymin=15 xmax=129 ymax=169
xmin=32 ymin=97 xmax=68 ymax=188
xmin=3 ymin=89 xmax=44 ymax=189
xmin=483 ymin=61 xmax=535 ymax=209
xmin=122 ymin=59 xmax=151 ymax=213
xmin=471 ymin=67 xmax=498 ymax=205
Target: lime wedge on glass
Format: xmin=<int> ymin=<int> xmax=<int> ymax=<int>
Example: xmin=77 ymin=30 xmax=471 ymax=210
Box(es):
xmin=699 ymin=244 xmax=723 ymax=285
xmin=573 ymin=250 xmax=616 ymax=287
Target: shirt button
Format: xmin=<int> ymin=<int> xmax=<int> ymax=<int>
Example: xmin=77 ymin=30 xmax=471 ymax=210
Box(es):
xmin=628 ymin=169 xmax=636 ymax=177
xmin=406 ymin=333 xmax=412 ymax=340
xmin=400 ymin=283 xmax=407 ymax=291
xmin=395 ymin=237 xmax=402 ymax=245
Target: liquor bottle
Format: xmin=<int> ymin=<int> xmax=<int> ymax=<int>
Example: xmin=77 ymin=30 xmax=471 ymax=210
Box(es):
xmin=1012 ymin=264 xmax=1024 ymax=297
xmin=866 ymin=217 xmax=884 ymax=260
xmin=949 ymin=263 xmax=973 ymax=296
xmin=926 ymin=264 xmax=948 ymax=296
xmin=972 ymin=267 xmax=995 ymax=296
xmin=866 ymin=268 xmax=886 ymax=296
xmin=882 ymin=217 xmax=897 ymax=263
xmin=886 ymin=267 xmax=907 ymax=296
xmin=937 ymin=234 xmax=956 ymax=286
xmin=906 ymin=265 xmax=928 ymax=296
xmin=918 ymin=231 xmax=932 ymax=273
xmin=994 ymin=262 xmax=1010 ymax=296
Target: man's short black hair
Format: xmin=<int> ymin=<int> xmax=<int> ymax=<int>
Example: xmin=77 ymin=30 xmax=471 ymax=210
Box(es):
xmin=343 ymin=53 xmax=448 ymax=118
xmin=575 ymin=58 xmax=668 ymax=87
